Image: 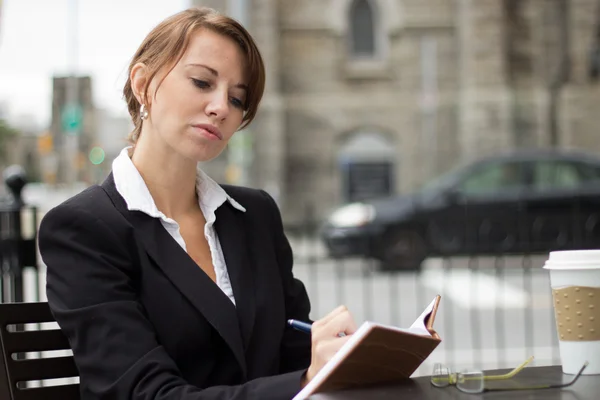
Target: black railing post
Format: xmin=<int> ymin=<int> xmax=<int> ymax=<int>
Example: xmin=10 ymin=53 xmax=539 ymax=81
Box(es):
xmin=334 ymin=258 xmax=345 ymax=311
xmin=1 ymin=165 xmax=28 ymax=304
xmin=468 ymin=256 xmax=482 ymax=369
xmin=522 ymin=255 xmax=535 ymax=361
xmin=363 ymin=259 xmax=374 ymax=320
xmin=304 ymin=202 xmax=319 ymax=312
xmin=494 ymin=256 xmax=506 ymax=367
xmin=389 ymin=268 xmax=399 ymax=326
xmin=442 ymin=257 xmax=454 ymax=367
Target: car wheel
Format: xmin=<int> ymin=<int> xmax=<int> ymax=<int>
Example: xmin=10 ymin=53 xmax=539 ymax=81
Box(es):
xmin=379 ymin=230 xmax=426 ymax=272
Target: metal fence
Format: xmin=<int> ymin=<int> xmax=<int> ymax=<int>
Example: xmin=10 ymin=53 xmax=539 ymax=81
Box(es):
xmin=290 ymin=239 xmax=560 ymax=377
xmin=287 ymin=209 xmax=562 ymax=377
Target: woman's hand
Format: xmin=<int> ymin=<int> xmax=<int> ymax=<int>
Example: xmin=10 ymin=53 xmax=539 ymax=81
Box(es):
xmin=303 ymin=305 xmax=357 ymax=385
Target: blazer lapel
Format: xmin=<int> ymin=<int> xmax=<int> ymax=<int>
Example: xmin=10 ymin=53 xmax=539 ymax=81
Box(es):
xmin=101 ymin=175 xmax=247 ymax=378
xmin=214 ymin=202 xmax=256 ymax=353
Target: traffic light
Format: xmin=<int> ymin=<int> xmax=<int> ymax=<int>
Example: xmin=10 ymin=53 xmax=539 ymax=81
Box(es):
xmin=37 ymin=133 xmax=53 ymax=155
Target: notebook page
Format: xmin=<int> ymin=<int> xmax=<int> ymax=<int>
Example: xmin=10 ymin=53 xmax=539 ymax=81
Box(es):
xmin=355 ymin=297 xmax=436 ymax=337
xmin=365 ymin=321 xmax=431 ymax=336
xmin=408 ymin=297 xmax=438 ymax=335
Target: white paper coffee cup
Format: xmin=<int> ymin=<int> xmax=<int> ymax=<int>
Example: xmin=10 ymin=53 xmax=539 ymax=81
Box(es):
xmin=544 ymin=250 xmax=600 ymax=375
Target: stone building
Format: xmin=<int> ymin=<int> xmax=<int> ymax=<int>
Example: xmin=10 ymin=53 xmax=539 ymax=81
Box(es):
xmin=192 ymin=0 xmax=600 ymax=226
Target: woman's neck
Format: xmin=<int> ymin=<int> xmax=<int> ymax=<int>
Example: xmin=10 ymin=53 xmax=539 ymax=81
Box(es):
xmin=130 ymin=138 xmax=200 ymax=220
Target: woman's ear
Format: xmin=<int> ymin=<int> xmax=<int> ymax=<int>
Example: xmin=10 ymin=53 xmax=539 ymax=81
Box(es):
xmin=130 ymin=63 xmax=149 ymax=105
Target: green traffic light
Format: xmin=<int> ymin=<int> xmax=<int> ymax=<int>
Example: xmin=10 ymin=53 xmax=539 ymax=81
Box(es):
xmin=89 ymin=147 xmax=105 ymax=165
xmin=61 ymin=103 xmax=83 ymax=135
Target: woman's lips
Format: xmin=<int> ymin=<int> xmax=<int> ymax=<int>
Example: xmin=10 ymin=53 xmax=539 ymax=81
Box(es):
xmin=191 ymin=124 xmax=222 ymax=140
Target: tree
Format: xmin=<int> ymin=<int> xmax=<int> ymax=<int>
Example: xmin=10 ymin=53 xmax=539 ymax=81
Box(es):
xmin=0 ymin=119 xmax=19 ymax=164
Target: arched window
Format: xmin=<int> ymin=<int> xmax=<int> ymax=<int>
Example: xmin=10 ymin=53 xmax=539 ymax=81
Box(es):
xmin=349 ymin=0 xmax=376 ymax=58
xmin=338 ymin=131 xmax=396 ymax=202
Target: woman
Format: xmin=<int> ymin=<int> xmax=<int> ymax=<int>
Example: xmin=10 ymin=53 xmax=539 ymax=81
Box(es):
xmin=38 ymin=7 xmax=356 ymax=400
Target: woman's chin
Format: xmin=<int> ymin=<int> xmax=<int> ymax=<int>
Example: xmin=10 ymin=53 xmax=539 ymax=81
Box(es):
xmin=185 ymin=147 xmax=224 ymax=164
xmin=181 ymin=137 xmax=225 ymax=162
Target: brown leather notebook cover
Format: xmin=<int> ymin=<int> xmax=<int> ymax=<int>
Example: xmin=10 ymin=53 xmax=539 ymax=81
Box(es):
xmin=293 ymin=295 xmax=441 ymax=399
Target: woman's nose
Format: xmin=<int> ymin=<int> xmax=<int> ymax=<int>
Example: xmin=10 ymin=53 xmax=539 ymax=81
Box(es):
xmin=205 ymin=90 xmax=229 ymax=120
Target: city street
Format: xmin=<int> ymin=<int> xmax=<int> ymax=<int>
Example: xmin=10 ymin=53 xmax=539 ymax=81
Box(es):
xmin=289 ymin=236 xmax=561 ymax=376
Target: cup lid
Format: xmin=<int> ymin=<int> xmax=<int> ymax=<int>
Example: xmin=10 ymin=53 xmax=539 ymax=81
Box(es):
xmin=544 ymin=250 xmax=600 ymax=269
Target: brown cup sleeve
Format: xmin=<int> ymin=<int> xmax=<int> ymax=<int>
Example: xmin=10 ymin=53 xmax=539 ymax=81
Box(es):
xmin=552 ymin=286 xmax=600 ymax=341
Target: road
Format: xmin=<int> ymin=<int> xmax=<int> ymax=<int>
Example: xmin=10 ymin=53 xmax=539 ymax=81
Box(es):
xmin=289 ymin=236 xmax=561 ymax=377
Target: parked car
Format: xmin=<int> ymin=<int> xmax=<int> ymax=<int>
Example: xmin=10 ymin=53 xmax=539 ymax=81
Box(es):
xmin=321 ymin=150 xmax=600 ymax=270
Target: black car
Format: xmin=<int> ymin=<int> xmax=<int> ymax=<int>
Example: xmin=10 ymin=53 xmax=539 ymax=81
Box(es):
xmin=321 ymin=150 xmax=600 ymax=270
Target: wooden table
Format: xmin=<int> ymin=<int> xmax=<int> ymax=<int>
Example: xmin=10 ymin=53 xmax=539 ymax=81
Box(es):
xmin=308 ymin=366 xmax=598 ymax=400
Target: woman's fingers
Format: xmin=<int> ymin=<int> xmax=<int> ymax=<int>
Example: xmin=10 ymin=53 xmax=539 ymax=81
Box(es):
xmin=324 ymin=310 xmax=358 ymax=337
xmin=305 ymin=306 xmax=358 ymax=384
xmin=311 ymin=306 xmax=357 ymax=340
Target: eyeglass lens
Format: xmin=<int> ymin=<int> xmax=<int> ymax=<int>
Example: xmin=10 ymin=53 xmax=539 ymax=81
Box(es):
xmin=457 ymin=370 xmax=485 ymax=394
xmin=431 ymin=363 xmax=451 ymax=388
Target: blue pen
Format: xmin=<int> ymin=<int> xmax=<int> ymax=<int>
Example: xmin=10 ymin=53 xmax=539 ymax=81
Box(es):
xmin=287 ymin=319 xmax=312 ymax=334
xmin=287 ymin=319 xmax=347 ymax=337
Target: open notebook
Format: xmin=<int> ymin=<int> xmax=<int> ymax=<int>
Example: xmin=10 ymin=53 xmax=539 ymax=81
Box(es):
xmin=293 ymin=295 xmax=441 ymax=400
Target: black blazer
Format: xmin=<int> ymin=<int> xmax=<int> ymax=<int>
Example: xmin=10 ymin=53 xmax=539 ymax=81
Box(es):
xmin=38 ymin=174 xmax=312 ymax=400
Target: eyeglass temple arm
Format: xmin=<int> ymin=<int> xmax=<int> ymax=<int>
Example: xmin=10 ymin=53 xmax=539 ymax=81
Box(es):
xmin=548 ymin=361 xmax=588 ymax=389
xmin=484 ymin=361 xmax=588 ymax=392
xmin=484 ymin=356 xmax=534 ymax=381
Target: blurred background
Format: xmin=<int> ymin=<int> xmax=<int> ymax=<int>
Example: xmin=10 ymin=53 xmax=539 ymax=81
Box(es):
xmin=2 ymin=0 xmax=600 ymax=377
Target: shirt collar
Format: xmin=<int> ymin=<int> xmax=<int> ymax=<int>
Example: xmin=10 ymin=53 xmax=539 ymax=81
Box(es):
xmin=112 ymin=147 xmax=245 ymax=220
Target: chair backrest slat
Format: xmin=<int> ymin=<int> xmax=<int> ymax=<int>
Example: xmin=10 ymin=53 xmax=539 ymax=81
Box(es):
xmin=0 ymin=303 xmax=55 ymax=325
xmin=0 ymin=303 xmax=80 ymax=400
xmin=14 ymin=384 xmax=80 ymax=400
xmin=9 ymin=357 xmax=79 ymax=382
xmin=3 ymin=330 xmax=71 ymax=354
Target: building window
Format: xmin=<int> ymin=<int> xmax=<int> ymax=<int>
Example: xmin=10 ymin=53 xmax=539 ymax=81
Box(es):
xmin=349 ymin=0 xmax=376 ymax=58
xmin=338 ymin=131 xmax=396 ymax=202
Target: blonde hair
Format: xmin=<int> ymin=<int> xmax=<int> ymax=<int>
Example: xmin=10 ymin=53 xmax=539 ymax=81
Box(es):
xmin=123 ymin=7 xmax=266 ymax=143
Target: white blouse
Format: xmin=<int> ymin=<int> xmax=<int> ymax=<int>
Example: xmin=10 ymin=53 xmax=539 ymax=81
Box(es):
xmin=112 ymin=147 xmax=245 ymax=305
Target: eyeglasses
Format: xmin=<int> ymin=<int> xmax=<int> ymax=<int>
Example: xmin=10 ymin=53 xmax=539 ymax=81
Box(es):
xmin=431 ymin=356 xmax=533 ymax=393
xmin=431 ymin=356 xmax=588 ymax=394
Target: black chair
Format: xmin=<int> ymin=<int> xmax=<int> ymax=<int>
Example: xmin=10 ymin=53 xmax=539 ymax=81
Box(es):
xmin=0 ymin=302 xmax=79 ymax=400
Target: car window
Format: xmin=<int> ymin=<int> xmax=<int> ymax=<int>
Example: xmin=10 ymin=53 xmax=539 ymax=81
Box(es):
xmin=458 ymin=161 xmax=527 ymax=196
xmin=533 ymin=161 xmax=582 ymax=191
xmin=575 ymin=162 xmax=600 ymax=182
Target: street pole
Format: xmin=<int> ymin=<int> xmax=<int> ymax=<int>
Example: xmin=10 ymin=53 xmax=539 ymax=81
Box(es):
xmin=0 ymin=0 xmax=4 ymax=42
xmin=64 ymin=0 xmax=80 ymax=184
xmin=226 ymin=0 xmax=252 ymax=187
xmin=228 ymin=0 xmax=246 ymax=25
xmin=547 ymin=0 xmax=570 ymax=148
xmin=420 ymin=36 xmax=439 ymax=182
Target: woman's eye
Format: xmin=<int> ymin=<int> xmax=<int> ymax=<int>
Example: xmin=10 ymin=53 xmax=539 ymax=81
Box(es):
xmin=230 ymin=97 xmax=244 ymax=109
xmin=192 ymin=79 xmax=210 ymax=89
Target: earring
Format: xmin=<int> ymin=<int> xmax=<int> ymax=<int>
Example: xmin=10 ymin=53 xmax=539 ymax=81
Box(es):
xmin=140 ymin=104 xmax=149 ymax=120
